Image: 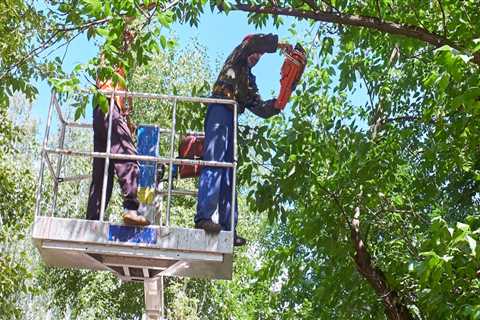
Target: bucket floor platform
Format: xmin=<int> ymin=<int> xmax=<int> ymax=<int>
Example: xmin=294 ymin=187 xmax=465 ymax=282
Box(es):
xmin=32 ymin=216 xmax=233 ymax=281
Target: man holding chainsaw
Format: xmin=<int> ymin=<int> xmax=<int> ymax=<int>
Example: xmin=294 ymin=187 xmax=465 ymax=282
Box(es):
xmin=195 ymin=33 xmax=305 ymax=246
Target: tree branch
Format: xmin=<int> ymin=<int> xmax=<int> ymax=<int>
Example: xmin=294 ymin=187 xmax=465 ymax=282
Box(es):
xmin=231 ymin=3 xmax=480 ymax=65
xmin=351 ymin=207 xmax=414 ymax=320
xmin=315 ymin=182 xmax=352 ymax=229
xmin=437 ymin=0 xmax=447 ymax=38
xmin=385 ymin=109 xmax=462 ymax=125
xmin=52 ymin=17 xmax=112 ymax=33
xmin=0 ymin=30 xmax=62 ymax=81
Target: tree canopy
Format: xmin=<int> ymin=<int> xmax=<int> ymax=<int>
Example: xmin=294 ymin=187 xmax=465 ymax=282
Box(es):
xmin=2 ymin=0 xmax=480 ymax=319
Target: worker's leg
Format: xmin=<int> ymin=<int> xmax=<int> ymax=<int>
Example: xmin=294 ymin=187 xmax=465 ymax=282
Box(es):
xmin=218 ymin=168 xmax=238 ymax=231
xmin=218 ymin=120 xmax=238 ymax=231
xmin=195 ymin=103 xmax=230 ymax=225
xmin=86 ymin=105 xmax=115 ymax=220
xmin=87 ymin=103 xmax=140 ymax=220
xmin=109 ymin=109 xmax=140 ymax=212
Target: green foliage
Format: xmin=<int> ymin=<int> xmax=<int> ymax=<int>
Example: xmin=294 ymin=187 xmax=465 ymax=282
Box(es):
xmin=38 ymin=267 xmax=144 ymax=319
xmin=3 ymin=1 xmax=480 ymax=319
xmin=235 ymin=8 xmax=480 ymax=317
xmin=0 ymin=0 xmax=52 ymax=108
xmin=0 ymin=96 xmax=38 ymax=319
xmin=409 ymin=216 xmax=480 ymax=319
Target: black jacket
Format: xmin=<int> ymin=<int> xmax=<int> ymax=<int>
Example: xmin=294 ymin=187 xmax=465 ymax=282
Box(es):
xmin=212 ymin=33 xmax=280 ymax=118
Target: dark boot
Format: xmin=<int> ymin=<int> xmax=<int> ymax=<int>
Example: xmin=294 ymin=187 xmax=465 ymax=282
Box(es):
xmin=234 ymin=234 xmax=247 ymax=247
xmin=195 ymin=220 xmax=221 ymax=234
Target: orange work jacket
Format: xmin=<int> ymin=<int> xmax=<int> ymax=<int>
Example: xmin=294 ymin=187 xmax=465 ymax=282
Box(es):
xmin=96 ymin=67 xmax=128 ymax=113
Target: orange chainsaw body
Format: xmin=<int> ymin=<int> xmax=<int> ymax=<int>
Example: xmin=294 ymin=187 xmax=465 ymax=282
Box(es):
xmin=275 ymin=44 xmax=307 ymax=110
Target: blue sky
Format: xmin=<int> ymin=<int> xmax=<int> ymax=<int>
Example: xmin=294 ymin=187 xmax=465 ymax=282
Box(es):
xmin=32 ymin=9 xmax=311 ymax=126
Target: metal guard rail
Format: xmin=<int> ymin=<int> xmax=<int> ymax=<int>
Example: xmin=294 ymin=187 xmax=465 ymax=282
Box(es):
xmin=35 ymin=89 xmax=239 ymax=232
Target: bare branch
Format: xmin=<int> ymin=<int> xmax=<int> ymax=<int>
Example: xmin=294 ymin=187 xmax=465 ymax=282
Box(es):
xmin=163 ymin=0 xmax=182 ymax=12
xmin=385 ymin=109 xmax=462 ymax=125
xmin=135 ymin=0 xmax=151 ymax=19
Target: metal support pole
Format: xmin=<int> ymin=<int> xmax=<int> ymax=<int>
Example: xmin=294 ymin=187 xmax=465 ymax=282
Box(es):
xmin=35 ymin=94 xmax=55 ymax=217
xmin=97 ymin=89 xmax=236 ymax=105
xmin=231 ymin=102 xmax=238 ymax=233
xmin=144 ymin=276 xmax=165 ymax=320
xmin=51 ymin=123 xmax=66 ymax=213
xmin=165 ymin=99 xmax=177 ymax=228
xmin=99 ymin=93 xmax=116 ymax=221
xmin=44 ymin=148 xmax=233 ymax=168
xmin=44 ymin=152 xmax=57 ymax=182
xmin=53 ymin=96 xmax=66 ymax=125
xmin=154 ymin=181 xmax=164 ymax=226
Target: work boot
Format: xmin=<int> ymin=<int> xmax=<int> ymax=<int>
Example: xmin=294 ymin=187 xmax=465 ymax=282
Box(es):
xmin=195 ymin=220 xmax=221 ymax=234
xmin=234 ymin=234 xmax=247 ymax=247
xmin=122 ymin=210 xmax=150 ymax=226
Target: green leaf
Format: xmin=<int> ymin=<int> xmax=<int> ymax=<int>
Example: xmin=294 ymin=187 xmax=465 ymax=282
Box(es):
xmin=158 ymin=12 xmax=173 ymax=27
xmin=96 ymin=27 xmax=110 ymax=37
xmin=457 ymin=222 xmax=470 ymax=232
xmin=466 ymin=235 xmax=477 ymax=257
xmin=160 ymin=35 xmax=167 ymax=49
xmin=472 ymin=38 xmax=480 ymax=53
xmin=434 ymin=45 xmax=453 ymax=53
xmin=81 ymin=0 xmax=102 ymax=15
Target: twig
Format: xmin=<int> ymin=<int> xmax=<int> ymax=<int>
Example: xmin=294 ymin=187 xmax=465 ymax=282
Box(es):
xmin=51 ymin=17 xmax=111 ymax=33
xmin=412 ymin=6 xmax=430 ymax=32
xmin=303 ymin=0 xmax=318 ymax=11
xmin=319 ymin=0 xmax=339 ymax=13
xmin=375 ymin=0 xmax=382 ymax=20
xmin=163 ymin=0 xmax=182 ymax=12
xmin=45 ymin=30 xmax=83 ymax=62
xmin=360 ymin=73 xmax=375 ymax=110
xmin=250 ymin=157 xmax=274 ymax=173
xmin=0 ymin=30 xmax=62 ymax=81
xmin=134 ymin=0 xmax=150 ymax=19
xmin=316 ymin=182 xmax=352 ymax=229
xmin=437 ymin=0 xmax=447 ymax=38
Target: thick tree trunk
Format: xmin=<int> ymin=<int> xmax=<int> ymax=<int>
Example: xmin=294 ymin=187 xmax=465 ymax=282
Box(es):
xmin=231 ymin=3 xmax=480 ymax=66
xmin=350 ymin=207 xmax=413 ymax=320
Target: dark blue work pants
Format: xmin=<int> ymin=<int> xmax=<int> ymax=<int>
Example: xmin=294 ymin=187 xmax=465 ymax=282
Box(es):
xmin=195 ymin=103 xmax=238 ymax=231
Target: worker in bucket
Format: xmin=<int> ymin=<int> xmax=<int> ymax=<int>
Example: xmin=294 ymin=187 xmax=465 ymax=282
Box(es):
xmin=195 ymin=34 xmax=293 ymax=246
xmin=86 ymin=25 xmax=150 ymax=226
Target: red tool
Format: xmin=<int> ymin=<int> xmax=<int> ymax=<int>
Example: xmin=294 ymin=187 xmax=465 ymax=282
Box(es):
xmin=178 ymin=135 xmax=204 ymax=178
xmin=275 ymin=43 xmax=307 ymax=110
